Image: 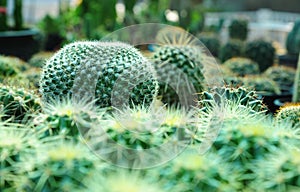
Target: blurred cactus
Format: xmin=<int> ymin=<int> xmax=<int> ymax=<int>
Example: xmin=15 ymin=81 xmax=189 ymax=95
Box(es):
xmin=28 ymin=52 xmax=54 ymax=68
xmin=264 ymin=65 xmax=296 ymax=91
xmin=241 ymin=76 xmax=281 ymax=95
xmin=229 ymin=19 xmax=248 ymax=41
xmin=276 ymin=103 xmax=300 ymax=127
xmin=286 ymin=20 xmax=300 ymax=55
xmin=245 ymin=40 xmax=275 ymax=72
xmin=198 ymin=33 xmax=220 ymax=57
xmin=0 ymin=0 xmax=8 ymax=31
xmin=219 ymin=39 xmax=244 ymax=63
xmin=13 ymin=0 xmax=23 ymax=30
xmin=223 ymin=57 xmax=260 ymax=77
xmin=293 ymin=54 xmax=300 ymax=102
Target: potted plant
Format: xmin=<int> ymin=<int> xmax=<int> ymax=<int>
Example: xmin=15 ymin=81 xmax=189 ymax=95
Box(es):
xmin=278 ymin=20 xmax=300 ymax=68
xmin=0 ymin=0 xmax=41 ymax=61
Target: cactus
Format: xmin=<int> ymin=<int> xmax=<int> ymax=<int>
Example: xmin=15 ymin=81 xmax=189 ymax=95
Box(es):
xmin=13 ymin=0 xmax=23 ymax=30
xmin=245 ymin=39 xmax=275 ymax=72
xmin=252 ymin=146 xmax=300 ymax=191
xmin=200 ymin=86 xmax=267 ymax=113
xmin=0 ymin=126 xmax=40 ymax=190
xmin=229 ymin=19 xmax=248 ymax=41
xmin=24 ymin=67 xmax=42 ymax=89
xmin=152 ymin=30 xmax=205 ymax=106
xmin=223 ymin=57 xmax=260 ymax=77
xmin=219 ymin=39 xmax=244 ymax=63
xmin=276 ymin=103 xmax=300 ymax=127
xmin=198 ymin=33 xmax=220 ymax=57
xmin=241 ymin=76 xmax=281 ymax=95
xmin=151 ymin=151 xmax=242 ymax=191
xmin=264 ymin=65 xmax=296 ymax=91
xmin=18 ymin=140 xmax=99 ymax=191
xmin=40 ymin=41 xmax=158 ymax=108
xmin=293 ymin=54 xmax=300 ymax=102
xmin=286 ymin=20 xmax=300 ymax=55
xmin=0 ymin=0 xmax=8 ymax=31
xmin=0 ymin=84 xmax=41 ymax=123
xmin=28 ymin=51 xmax=54 ymax=68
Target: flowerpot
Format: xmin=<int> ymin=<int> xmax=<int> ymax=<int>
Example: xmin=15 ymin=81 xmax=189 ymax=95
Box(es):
xmin=278 ymin=54 xmax=298 ymax=68
xmin=259 ymin=92 xmax=292 ymax=114
xmin=0 ymin=28 xmax=42 ymax=61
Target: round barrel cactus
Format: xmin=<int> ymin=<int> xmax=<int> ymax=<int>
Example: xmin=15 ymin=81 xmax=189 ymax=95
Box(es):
xmin=40 ymin=41 xmax=158 ymax=108
xmin=223 ymin=57 xmax=259 ymax=77
xmin=219 ymin=39 xmax=244 ymax=63
xmin=229 ymin=19 xmax=248 ymax=41
xmin=276 ymin=103 xmax=300 ymax=127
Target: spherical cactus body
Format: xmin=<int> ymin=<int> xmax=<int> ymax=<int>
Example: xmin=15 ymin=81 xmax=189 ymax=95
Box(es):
xmin=286 ymin=20 xmax=300 ymax=55
xmin=276 ymin=103 xmax=300 ymax=127
xmin=229 ymin=19 xmax=248 ymax=41
xmin=28 ymin=51 xmax=54 ymax=68
xmin=223 ymin=57 xmax=259 ymax=77
xmin=245 ymin=40 xmax=275 ymax=72
xmin=40 ymin=41 xmax=158 ymax=108
xmin=219 ymin=39 xmax=244 ymax=63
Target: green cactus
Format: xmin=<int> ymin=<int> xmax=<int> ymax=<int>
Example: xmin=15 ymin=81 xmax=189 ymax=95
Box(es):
xmin=13 ymin=0 xmax=23 ymax=30
xmin=200 ymin=86 xmax=267 ymax=113
xmin=28 ymin=51 xmax=54 ymax=68
xmin=293 ymin=54 xmax=300 ymax=102
xmin=252 ymin=146 xmax=300 ymax=191
xmin=264 ymin=65 xmax=296 ymax=91
xmin=0 ymin=0 xmax=8 ymax=31
xmin=23 ymin=67 xmax=42 ymax=89
xmin=150 ymin=151 xmax=242 ymax=192
xmin=245 ymin=40 xmax=275 ymax=72
xmin=40 ymin=41 xmax=158 ymax=108
xmin=276 ymin=103 xmax=300 ymax=127
xmin=152 ymin=43 xmax=205 ymax=106
xmin=223 ymin=57 xmax=260 ymax=77
xmin=198 ymin=33 xmax=220 ymax=57
xmin=241 ymin=76 xmax=281 ymax=95
xmin=229 ymin=19 xmax=248 ymax=41
xmin=0 ymin=84 xmax=41 ymax=123
xmin=18 ymin=140 xmax=99 ymax=191
xmin=286 ymin=20 xmax=300 ymax=55
xmin=219 ymin=39 xmax=244 ymax=63
xmin=0 ymin=126 xmax=40 ymax=190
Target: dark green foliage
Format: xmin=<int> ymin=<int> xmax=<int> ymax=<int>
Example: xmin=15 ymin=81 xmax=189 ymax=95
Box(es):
xmin=0 ymin=0 xmax=8 ymax=31
xmin=223 ymin=57 xmax=259 ymax=77
xmin=229 ymin=19 xmax=248 ymax=41
xmin=13 ymin=0 xmax=22 ymax=30
xmin=40 ymin=41 xmax=158 ymax=108
xmin=0 ymin=84 xmax=41 ymax=123
xmin=198 ymin=33 xmax=220 ymax=57
xmin=286 ymin=20 xmax=300 ymax=55
xmin=245 ymin=40 xmax=275 ymax=72
xmin=219 ymin=39 xmax=244 ymax=63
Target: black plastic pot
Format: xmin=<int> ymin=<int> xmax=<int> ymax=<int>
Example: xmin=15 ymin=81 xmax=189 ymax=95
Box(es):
xmin=0 ymin=28 xmax=42 ymax=61
xmin=278 ymin=54 xmax=298 ymax=68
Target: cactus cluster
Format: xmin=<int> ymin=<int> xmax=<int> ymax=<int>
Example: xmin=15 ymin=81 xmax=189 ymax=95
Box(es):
xmin=245 ymin=39 xmax=275 ymax=72
xmin=264 ymin=65 xmax=296 ymax=91
xmin=0 ymin=84 xmax=41 ymax=123
xmin=219 ymin=39 xmax=244 ymax=63
xmin=286 ymin=20 xmax=300 ymax=55
xmin=223 ymin=57 xmax=260 ymax=77
xmin=40 ymin=41 xmax=158 ymax=108
xmin=228 ymin=19 xmax=248 ymax=41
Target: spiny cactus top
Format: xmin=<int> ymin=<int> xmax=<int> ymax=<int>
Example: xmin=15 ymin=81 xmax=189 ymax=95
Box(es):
xmin=40 ymin=41 xmax=158 ymax=107
xmin=223 ymin=57 xmax=259 ymax=77
xmin=276 ymin=103 xmax=300 ymax=127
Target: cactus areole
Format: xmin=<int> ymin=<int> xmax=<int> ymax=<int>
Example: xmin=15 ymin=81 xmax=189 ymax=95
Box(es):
xmin=40 ymin=41 xmax=158 ymax=108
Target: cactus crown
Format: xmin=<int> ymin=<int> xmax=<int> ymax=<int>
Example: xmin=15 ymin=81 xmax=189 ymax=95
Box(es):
xmin=276 ymin=103 xmax=300 ymax=127
xmin=40 ymin=41 xmax=158 ymax=108
xmin=223 ymin=57 xmax=260 ymax=77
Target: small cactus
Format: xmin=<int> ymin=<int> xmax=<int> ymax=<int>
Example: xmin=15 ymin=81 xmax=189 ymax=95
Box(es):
xmin=219 ymin=39 xmax=244 ymax=63
xmin=28 ymin=51 xmax=54 ymax=68
xmin=229 ymin=19 xmax=248 ymax=41
xmin=40 ymin=41 xmax=158 ymax=108
xmin=286 ymin=20 xmax=300 ymax=55
xmin=0 ymin=84 xmax=41 ymax=123
xmin=245 ymin=39 xmax=275 ymax=72
xmin=223 ymin=57 xmax=260 ymax=77
xmin=276 ymin=103 xmax=300 ymax=127
xmin=241 ymin=76 xmax=281 ymax=95
xmin=264 ymin=65 xmax=296 ymax=91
